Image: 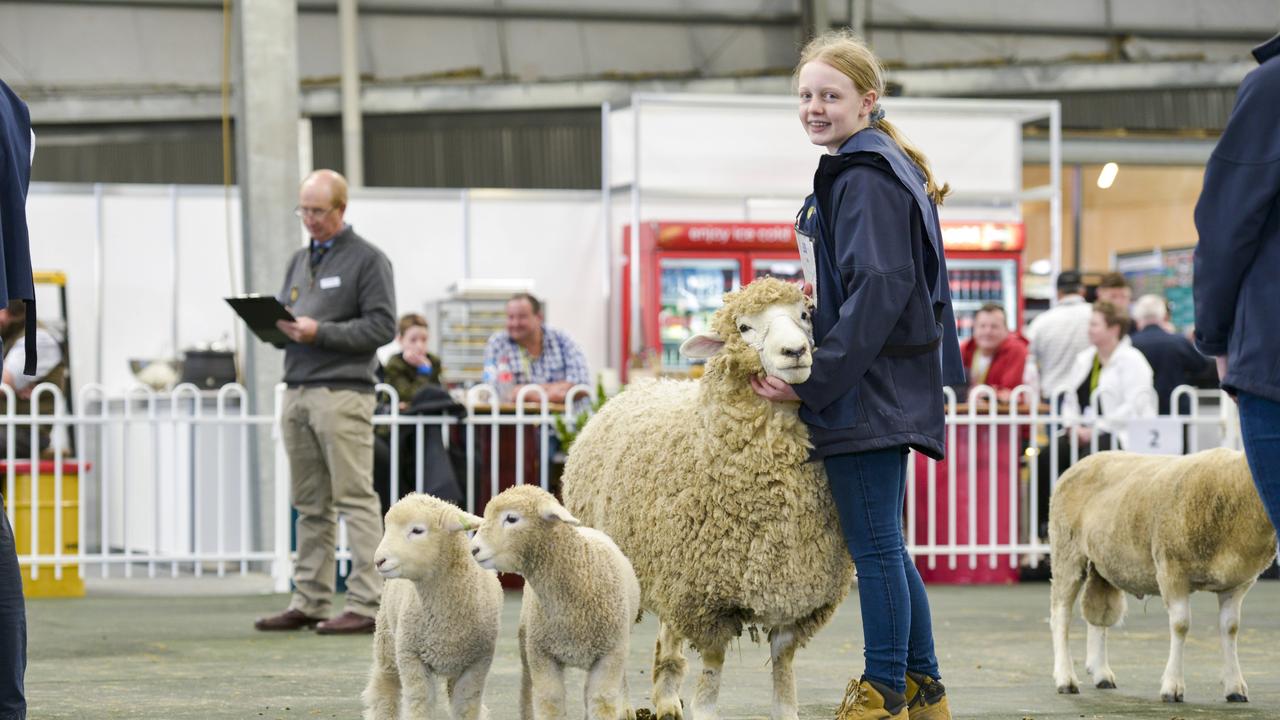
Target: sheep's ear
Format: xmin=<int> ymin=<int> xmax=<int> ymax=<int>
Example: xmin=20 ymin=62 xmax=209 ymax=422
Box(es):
xmin=444 ymin=511 xmax=484 ymax=533
xmin=539 ymin=501 xmax=581 ymax=526
xmin=680 ymin=332 xmax=725 ymax=360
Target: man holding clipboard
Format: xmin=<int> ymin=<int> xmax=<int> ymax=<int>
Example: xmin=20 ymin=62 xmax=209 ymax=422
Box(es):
xmin=249 ymin=169 xmax=396 ymax=635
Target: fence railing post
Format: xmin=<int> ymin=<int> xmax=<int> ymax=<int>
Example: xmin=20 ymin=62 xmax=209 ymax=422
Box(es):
xmin=272 ymin=382 xmax=291 ymax=593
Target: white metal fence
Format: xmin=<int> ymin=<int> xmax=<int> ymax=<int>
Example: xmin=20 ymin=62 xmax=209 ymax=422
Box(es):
xmin=4 ymin=382 xmax=1237 ymax=590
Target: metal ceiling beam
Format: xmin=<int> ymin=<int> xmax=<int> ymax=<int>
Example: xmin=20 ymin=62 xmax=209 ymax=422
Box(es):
xmin=890 ymin=60 xmax=1254 ymax=96
xmin=1024 ymin=136 xmax=1217 ymax=166
xmin=21 ymin=58 xmax=1254 ymax=124
xmin=0 ymin=0 xmax=801 ymax=25
xmin=867 ymin=19 xmax=1273 ymax=43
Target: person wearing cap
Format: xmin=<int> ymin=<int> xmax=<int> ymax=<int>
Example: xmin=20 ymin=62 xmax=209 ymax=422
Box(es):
xmin=1023 ymin=270 xmax=1093 ymax=403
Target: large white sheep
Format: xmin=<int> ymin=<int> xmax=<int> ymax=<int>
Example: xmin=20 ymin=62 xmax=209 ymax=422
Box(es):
xmin=363 ymin=493 xmax=504 ymax=720
xmin=1050 ymin=447 xmax=1277 ymax=703
xmin=467 ymin=484 xmax=641 ymax=720
xmin=561 ymin=278 xmax=854 ymax=720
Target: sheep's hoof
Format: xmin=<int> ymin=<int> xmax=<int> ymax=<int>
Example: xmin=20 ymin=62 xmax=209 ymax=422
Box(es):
xmin=1056 ymin=683 xmax=1079 ymax=695
xmin=1095 ymin=679 xmax=1116 ymax=690
xmin=1161 ymin=692 xmax=1184 ymax=703
xmin=1226 ymin=693 xmax=1249 ymax=703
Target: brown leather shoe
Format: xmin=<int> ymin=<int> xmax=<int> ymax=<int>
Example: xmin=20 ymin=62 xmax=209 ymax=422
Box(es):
xmin=254 ymin=608 xmax=324 ymax=632
xmin=315 ymin=611 xmax=376 ymax=635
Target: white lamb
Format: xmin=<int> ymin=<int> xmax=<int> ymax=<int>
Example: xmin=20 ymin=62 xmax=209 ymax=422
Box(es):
xmin=1050 ymin=447 xmax=1278 ymax=703
xmin=466 ymin=484 xmax=641 ymax=720
xmin=363 ymin=493 xmax=504 ymax=720
xmin=561 ymin=278 xmax=853 ymax=720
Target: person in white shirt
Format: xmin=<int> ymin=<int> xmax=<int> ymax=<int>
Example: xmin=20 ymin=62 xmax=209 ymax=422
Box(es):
xmin=1033 ymin=300 xmax=1156 ymax=539
xmin=1024 ymin=270 xmax=1093 ymax=401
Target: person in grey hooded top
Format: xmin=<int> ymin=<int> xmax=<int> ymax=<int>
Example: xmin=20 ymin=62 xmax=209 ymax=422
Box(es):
xmin=254 ymin=169 xmax=396 ymax=636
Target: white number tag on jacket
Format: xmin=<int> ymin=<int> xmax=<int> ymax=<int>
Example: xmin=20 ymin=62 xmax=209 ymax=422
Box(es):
xmin=795 ymin=228 xmax=819 ymax=305
xmin=319 ymin=275 xmax=342 ymax=290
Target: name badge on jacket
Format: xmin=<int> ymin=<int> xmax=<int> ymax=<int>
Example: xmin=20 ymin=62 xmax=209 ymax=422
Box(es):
xmin=319 ymin=276 xmax=342 ymax=290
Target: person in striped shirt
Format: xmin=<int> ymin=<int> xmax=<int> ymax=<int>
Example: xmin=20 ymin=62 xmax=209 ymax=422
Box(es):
xmin=482 ymin=293 xmax=590 ymax=404
xmin=1024 ymin=270 xmax=1093 ymax=404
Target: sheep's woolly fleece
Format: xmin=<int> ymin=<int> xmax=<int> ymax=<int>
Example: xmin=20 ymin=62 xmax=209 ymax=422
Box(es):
xmin=1051 ymin=447 xmax=1277 ymax=598
xmin=562 ymin=278 xmax=852 ymax=654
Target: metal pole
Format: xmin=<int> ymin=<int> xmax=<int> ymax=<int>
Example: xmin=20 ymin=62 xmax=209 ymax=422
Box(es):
xmin=601 ymin=101 xmax=615 ymax=370
xmin=1048 ymin=102 xmax=1063 ymax=307
xmin=850 ymin=0 xmax=867 ymax=37
xmin=170 ymin=185 xmax=180 ymax=361
xmin=461 ymin=189 xmax=472 ymax=279
xmin=339 ymin=0 xmax=364 ymax=186
xmin=93 ymin=183 xmax=105 ymax=386
xmin=628 ymin=97 xmax=642 ymax=358
xmin=1071 ymin=164 xmax=1083 ymax=271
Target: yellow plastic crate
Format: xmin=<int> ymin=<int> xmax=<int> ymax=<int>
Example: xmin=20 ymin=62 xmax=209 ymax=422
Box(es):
xmin=5 ymin=460 xmax=86 ymax=598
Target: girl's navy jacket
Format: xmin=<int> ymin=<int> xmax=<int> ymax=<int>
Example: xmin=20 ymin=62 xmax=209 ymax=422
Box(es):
xmin=793 ymin=128 xmax=965 ymax=460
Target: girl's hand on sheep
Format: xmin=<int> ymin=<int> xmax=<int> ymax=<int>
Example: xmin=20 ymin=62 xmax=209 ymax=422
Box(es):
xmin=751 ymin=374 xmax=801 ymax=403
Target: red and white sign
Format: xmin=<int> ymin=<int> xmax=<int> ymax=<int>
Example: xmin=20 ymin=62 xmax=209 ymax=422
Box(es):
xmin=940 ymin=222 xmax=1024 ymax=252
xmin=653 ymin=222 xmax=797 ymax=251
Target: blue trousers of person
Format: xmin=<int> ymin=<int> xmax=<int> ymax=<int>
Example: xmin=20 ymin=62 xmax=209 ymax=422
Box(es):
xmin=824 ymin=446 xmax=939 ymax=695
xmin=1238 ymin=391 xmax=1280 ymax=536
xmin=0 ymin=496 xmax=26 ymax=720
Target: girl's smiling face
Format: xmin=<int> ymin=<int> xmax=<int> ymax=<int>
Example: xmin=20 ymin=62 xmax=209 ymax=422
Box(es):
xmin=797 ymin=60 xmax=875 ymax=154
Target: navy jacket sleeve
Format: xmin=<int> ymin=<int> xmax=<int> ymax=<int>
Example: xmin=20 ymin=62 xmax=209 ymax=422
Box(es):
xmin=795 ymin=167 xmax=916 ymax=412
xmin=1193 ymin=60 xmax=1280 ymax=357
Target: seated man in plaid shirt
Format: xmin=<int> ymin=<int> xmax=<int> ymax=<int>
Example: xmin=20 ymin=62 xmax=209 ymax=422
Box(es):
xmin=482 ymin=292 xmax=590 ymax=404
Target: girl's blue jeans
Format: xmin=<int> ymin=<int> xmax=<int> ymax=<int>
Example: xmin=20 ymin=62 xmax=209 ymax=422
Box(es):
xmin=824 ymin=446 xmax=940 ymax=694
xmin=1238 ymin=391 xmax=1280 ymax=536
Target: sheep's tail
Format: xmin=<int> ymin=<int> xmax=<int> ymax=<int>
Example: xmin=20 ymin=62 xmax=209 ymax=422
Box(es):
xmin=1081 ymin=564 xmax=1126 ymax=628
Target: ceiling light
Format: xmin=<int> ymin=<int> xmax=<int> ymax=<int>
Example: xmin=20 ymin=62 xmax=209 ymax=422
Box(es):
xmin=1097 ymin=162 xmax=1118 ymax=189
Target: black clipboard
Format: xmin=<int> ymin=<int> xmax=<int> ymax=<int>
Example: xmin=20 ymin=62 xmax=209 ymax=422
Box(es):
xmin=225 ymin=294 xmax=296 ymax=349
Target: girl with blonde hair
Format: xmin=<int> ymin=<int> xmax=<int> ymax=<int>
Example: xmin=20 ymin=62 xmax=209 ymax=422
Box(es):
xmin=753 ymin=30 xmax=964 ymax=720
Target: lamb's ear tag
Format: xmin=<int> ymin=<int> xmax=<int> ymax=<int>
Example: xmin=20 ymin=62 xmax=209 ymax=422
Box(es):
xmin=680 ymin=332 xmax=725 ymax=360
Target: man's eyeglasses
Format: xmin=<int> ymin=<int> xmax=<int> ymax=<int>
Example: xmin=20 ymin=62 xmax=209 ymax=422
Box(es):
xmin=294 ymin=206 xmax=335 ymax=219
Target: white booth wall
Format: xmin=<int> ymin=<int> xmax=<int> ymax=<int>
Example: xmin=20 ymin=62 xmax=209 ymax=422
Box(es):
xmin=25 ymin=185 xmax=618 ymax=397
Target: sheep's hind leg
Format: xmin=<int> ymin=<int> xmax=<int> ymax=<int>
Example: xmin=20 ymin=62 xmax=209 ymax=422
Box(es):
xmin=1050 ymin=555 xmax=1086 ymax=694
xmin=1218 ymin=582 xmax=1252 ymax=703
xmin=768 ymin=627 xmax=800 ymax=720
xmin=1081 ymin=567 xmax=1124 ymax=690
xmin=652 ymin=622 xmax=687 ymax=720
xmin=690 ymin=641 xmax=726 ymax=720
xmin=1159 ymin=592 xmax=1191 ymax=702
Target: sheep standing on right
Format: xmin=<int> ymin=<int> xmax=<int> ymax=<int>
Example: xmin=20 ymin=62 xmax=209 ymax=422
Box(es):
xmin=468 ymin=484 xmax=641 ymax=720
xmin=363 ymin=493 xmax=503 ymax=720
xmin=1050 ymin=447 xmax=1277 ymax=703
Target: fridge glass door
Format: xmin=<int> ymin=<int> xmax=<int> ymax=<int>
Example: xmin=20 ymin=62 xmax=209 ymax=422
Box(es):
xmin=945 ymin=258 xmax=1018 ymax=342
xmin=658 ymin=258 xmax=741 ymax=371
xmin=752 ymin=258 xmax=805 ymax=283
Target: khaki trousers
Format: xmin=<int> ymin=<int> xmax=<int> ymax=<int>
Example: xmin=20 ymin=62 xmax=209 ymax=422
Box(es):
xmin=282 ymin=387 xmax=383 ymax=618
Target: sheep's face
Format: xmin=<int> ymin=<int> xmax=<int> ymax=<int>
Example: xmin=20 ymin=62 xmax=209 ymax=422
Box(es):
xmin=681 ymin=300 xmax=814 ymax=384
xmin=374 ymin=494 xmax=480 ymax=581
xmin=469 ymin=487 xmax=581 ymax=573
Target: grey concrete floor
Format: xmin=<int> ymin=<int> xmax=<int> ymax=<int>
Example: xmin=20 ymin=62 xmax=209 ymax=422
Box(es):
xmin=24 ymin=579 xmax=1280 ymax=719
